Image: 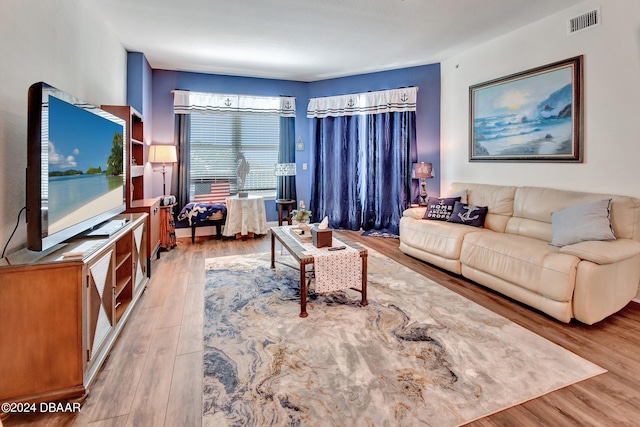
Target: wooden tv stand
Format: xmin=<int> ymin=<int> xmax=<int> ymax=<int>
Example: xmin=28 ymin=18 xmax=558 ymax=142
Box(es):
xmin=0 ymin=213 xmax=148 ymax=408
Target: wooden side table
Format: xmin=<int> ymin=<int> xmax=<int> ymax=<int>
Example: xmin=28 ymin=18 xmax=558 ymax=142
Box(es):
xmin=276 ymin=199 xmax=295 ymax=226
xmin=159 ymin=203 xmax=177 ymax=251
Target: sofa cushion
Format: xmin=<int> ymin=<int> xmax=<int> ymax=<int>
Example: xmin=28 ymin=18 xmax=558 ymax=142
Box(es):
xmin=403 ymin=206 xmax=427 ymax=220
xmin=449 ymin=183 xmax=516 ymax=232
xmin=445 ymin=189 xmax=468 ymax=204
xmin=447 ymin=201 xmax=488 ymax=227
xmin=551 ymin=199 xmax=616 ymax=247
xmin=400 ymin=216 xmax=487 ymax=261
xmin=506 ymin=186 xmax=640 ymax=243
xmin=559 ymin=239 xmax=640 ymax=265
xmin=461 ymin=232 xmax=579 ymax=302
xmin=423 ymin=197 xmax=460 ymax=221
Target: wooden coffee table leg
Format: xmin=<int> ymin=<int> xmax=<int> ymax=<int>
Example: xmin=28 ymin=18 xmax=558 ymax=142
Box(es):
xmin=361 ymin=253 xmax=368 ymax=306
xmin=270 ymin=232 xmax=276 ymax=269
xmin=299 ymin=260 xmax=308 ymax=318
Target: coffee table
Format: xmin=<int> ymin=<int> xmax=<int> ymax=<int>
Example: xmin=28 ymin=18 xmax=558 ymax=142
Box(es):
xmin=270 ymin=226 xmax=368 ymax=317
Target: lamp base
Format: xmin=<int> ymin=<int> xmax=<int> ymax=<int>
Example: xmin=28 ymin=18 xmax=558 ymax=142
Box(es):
xmin=418 ymin=179 xmax=428 ymax=206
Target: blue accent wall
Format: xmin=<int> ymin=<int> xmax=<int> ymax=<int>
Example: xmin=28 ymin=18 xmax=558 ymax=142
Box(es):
xmin=130 ymin=58 xmax=441 ymax=223
xmin=126 ymin=52 xmax=152 ymax=117
xmin=127 ymin=52 xmax=154 ymax=145
xmin=306 ymin=64 xmax=441 ymax=200
xmin=149 ymin=70 xmax=309 ymax=221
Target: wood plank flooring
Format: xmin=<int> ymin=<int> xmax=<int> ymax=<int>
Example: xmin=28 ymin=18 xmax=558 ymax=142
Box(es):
xmin=4 ymin=231 xmax=640 ymax=426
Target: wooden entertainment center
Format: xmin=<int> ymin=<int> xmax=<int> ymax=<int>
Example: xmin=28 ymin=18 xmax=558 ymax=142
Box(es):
xmin=101 ymin=105 xmax=162 ymax=276
xmin=0 ymin=213 xmax=148 ymax=406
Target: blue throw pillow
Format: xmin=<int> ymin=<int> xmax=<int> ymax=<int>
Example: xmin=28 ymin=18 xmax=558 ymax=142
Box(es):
xmin=550 ymin=199 xmax=616 ymax=247
xmin=447 ymin=201 xmax=488 ymax=227
xmin=423 ymin=197 xmax=461 ymax=221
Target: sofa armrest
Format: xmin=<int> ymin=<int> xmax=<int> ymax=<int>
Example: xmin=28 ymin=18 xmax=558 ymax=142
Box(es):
xmin=402 ymin=207 xmax=427 ymax=220
xmin=559 ymin=239 xmax=640 ymax=265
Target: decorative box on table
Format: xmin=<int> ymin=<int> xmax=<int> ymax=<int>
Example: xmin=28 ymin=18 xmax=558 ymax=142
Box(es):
xmin=311 ymin=226 xmax=332 ymax=248
xmin=289 ymin=226 xmax=312 ymax=243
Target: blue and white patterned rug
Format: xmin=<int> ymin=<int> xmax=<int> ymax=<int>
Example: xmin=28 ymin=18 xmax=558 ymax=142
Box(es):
xmin=203 ymin=250 xmax=605 ymax=427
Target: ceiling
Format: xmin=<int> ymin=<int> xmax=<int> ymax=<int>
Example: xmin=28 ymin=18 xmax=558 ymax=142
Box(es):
xmin=91 ymin=0 xmax=585 ymax=82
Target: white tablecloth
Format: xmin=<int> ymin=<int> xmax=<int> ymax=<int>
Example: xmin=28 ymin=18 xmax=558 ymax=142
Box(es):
xmin=223 ymin=195 xmax=268 ymax=236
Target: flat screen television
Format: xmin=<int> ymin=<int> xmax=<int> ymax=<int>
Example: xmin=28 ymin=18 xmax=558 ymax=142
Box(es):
xmin=27 ymin=82 xmax=127 ymax=252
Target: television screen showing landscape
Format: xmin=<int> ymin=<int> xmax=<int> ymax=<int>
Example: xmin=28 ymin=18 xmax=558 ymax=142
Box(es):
xmin=46 ymin=96 xmax=124 ymax=234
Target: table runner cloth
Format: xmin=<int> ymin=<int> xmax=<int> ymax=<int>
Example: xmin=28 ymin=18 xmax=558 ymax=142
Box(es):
xmin=289 ymin=230 xmax=362 ymax=293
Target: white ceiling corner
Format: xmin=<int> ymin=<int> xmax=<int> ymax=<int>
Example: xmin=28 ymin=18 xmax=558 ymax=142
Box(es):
xmin=90 ymin=0 xmax=586 ymax=82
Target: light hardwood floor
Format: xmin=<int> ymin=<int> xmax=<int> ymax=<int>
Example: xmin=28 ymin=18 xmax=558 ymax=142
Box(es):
xmin=5 ymin=231 xmax=640 ymax=426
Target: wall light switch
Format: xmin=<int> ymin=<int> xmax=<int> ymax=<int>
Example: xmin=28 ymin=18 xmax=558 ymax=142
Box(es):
xmin=302 ymin=163 xmax=308 ymax=170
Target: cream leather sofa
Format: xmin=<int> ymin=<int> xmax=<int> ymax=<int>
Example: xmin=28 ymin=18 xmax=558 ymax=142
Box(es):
xmin=399 ymin=183 xmax=640 ymax=324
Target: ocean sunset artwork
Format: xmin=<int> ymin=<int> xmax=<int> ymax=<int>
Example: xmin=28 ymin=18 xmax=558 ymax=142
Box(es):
xmin=470 ymin=56 xmax=582 ymax=162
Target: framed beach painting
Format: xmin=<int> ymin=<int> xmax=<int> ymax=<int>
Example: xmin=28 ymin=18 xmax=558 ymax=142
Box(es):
xmin=469 ymin=56 xmax=583 ymax=162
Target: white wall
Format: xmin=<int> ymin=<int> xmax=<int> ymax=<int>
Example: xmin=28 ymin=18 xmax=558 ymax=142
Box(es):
xmin=0 ymin=0 xmax=127 ymax=254
xmin=441 ymin=0 xmax=640 ymax=197
xmin=441 ymin=0 xmax=640 ymax=300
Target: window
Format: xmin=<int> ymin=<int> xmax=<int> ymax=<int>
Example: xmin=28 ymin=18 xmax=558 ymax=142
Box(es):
xmin=173 ymin=90 xmax=296 ymax=203
xmin=188 ymin=112 xmax=280 ymax=199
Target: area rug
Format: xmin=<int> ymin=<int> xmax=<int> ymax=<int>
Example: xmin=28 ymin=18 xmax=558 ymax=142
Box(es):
xmin=203 ymin=250 xmax=605 ymax=427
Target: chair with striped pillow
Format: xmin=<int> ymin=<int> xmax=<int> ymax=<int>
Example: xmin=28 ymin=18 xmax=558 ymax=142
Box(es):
xmin=184 ymin=182 xmax=230 ymax=242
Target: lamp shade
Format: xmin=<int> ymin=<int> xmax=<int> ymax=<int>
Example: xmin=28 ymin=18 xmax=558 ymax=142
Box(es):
xmin=274 ymin=163 xmax=296 ymax=176
xmin=412 ymin=162 xmax=433 ymax=179
xmin=148 ymin=145 xmax=177 ymax=163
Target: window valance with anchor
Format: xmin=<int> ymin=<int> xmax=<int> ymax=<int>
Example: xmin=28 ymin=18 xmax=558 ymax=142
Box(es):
xmin=307 ymin=87 xmax=418 ymax=118
xmin=173 ymin=90 xmax=296 ymax=117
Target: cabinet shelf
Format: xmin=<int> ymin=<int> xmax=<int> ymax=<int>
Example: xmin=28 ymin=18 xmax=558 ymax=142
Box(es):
xmin=115 ymin=276 xmax=132 ymax=299
xmin=115 ymin=252 xmax=131 ymax=270
xmin=101 ymin=105 xmax=158 ymax=279
xmin=101 ymin=105 xmax=146 ymax=209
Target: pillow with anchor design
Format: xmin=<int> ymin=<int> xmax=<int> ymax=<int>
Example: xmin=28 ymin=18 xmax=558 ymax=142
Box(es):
xmin=447 ymin=201 xmax=488 ymax=227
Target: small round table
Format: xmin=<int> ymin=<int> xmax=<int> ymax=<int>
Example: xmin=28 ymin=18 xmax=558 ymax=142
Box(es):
xmin=223 ymin=195 xmax=268 ymax=238
xmin=276 ymin=199 xmax=295 ymax=226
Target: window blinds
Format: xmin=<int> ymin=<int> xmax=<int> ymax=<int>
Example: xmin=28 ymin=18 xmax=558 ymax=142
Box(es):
xmin=189 ymin=112 xmax=280 ymax=196
xmin=173 ymin=90 xmax=296 ymax=198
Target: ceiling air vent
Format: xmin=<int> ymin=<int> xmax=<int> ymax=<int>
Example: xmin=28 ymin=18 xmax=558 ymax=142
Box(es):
xmin=568 ymin=7 xmax=601 ymax=35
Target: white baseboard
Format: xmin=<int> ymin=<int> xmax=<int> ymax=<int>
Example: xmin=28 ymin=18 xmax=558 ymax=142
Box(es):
xmin=175 ymin=221 xmax=279 ymax=239
xmin=175 ymin=226 xmax=216 ymax=239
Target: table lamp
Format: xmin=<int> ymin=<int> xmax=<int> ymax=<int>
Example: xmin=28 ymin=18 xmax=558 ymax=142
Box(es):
xmin=274 ymin=163 xmax=296 ymax=202
xmin=148 ymin=144 xmax=177 ymax=196
xmin=412 ymin=162 xmax=434 ymax=206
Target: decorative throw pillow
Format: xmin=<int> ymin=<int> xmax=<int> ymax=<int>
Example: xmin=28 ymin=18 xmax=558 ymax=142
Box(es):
xmin=423 ymin=197 xmax=461 ymax=221
xmin=551 ymin=199 xmax=616 ymax=247
xmin=447 ymin=201 xmax=488 ymax=227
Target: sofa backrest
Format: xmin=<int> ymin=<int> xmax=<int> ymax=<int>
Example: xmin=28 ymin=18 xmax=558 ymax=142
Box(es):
xmin=506 ymin=186 xmax=640 ymax=243
xmin=449 ymin=183 xmax=516 ymax=233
